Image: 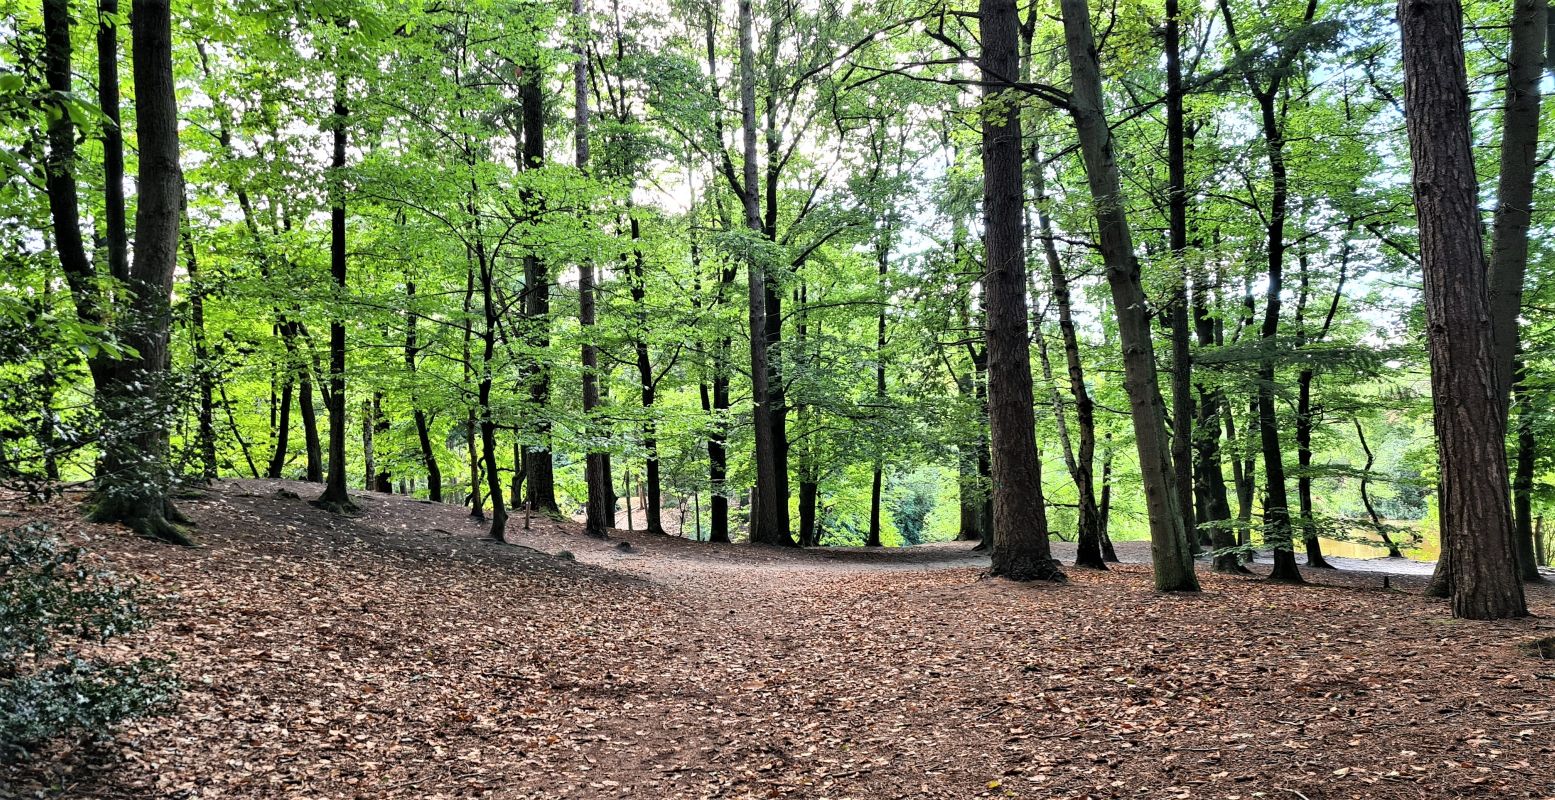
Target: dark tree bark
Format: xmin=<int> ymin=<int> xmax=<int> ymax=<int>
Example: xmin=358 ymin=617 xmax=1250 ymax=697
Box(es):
xmin=980 ymin=0 xmax=1063 ymax=582
xmin=626 ymin=215 xmax=667 ymax=535
xmin=1060 ymin=0 xmax=1197 ymax=590
xmin=866 ymin=231 xmax=888 ymax=548
xmin=42 ymin=0 xmax=110 ymax=393
xmin=1033 ymin=157 xmax=1104 ymax=569
xmin=183 ymin=233 xmax=219 ymax=481
xmin=298 ymin=366 xmax=323 ymax=482
xmin=1399 ymin=0 xmax=1528 ymax=619
xmin=404 ymin=280 xmax=442 ymax=501
xmin=739 ymin=0 xmax=791 ymax=546
xmin=576 ymin=0 xmax=611 ymax=540
xmin=518 ymin=65 xmax=559 ymax=515
xmin=1193 ymin=287 xmax=1243 ymax=572
xmin=85 ymin=0 xmax=191 ymax=544
xmin=1511 ymin=365 xmax=1545 ymax=581
xmin=1164 ymin=0 xmax=1198 ymax=553
xmin=315 ymin=71 xmax=355 ymax=514
xmin=1486 ymin=0 xmax=1546 ymax=409
xmin=97 ymin=0 xmax=128 ymax=287
xmin=267 ymin=364 xmax=294 ymax=479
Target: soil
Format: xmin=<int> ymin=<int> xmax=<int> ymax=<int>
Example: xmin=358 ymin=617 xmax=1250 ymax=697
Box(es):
xmin=4 ymin=479 xmax=1554 ymax=799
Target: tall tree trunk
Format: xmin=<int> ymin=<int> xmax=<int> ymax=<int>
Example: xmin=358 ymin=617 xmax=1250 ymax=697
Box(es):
xmin=1399 ymin=0 xmax=1527 ymax=619
xmin=519 ymin=65 xmax=559 ymax=514
xmin=627 ymin=215 xmax=667 ymax=535
xmin=183 ymin=233 xmax=219 ymax=481
xmin=576 ymin=0 xmax=610 ymax=539
xmin=1060 ymin=0 xmax=1197 ymax=590
xmin=1099 ymin=438 xmax=1118 ymax=561
xmin=372 ymin=395 xmax=391 ymax=493
xmin=362 ymin=399 xmax=376 ymax=491
xmin=1486 ymin=0 xmax=1546 ymax=409
xmin=97 ymin=0 xmax=127 ymax=287
xmin=1193 ymin=290 xmax=1242 ymax=572
xmin=980 ymin=0 xmax=1063 ymax=582
xmin=315 ymin=71 xmax=355 ymax=513
xmin=1164 ymin=0 xmax=1198 ymax=552
xmin=85 ymin=0 xmax=191 ymax=544
xmin=739 ymin=0 xmax=791 ymax=546
xmin=1293 ymin=255 xmax=1335 ymax=568
xmin=867 ymin=232 xmax=889 ymax=548
xmin=1033 ymin=157 xmax=1104 ymax=569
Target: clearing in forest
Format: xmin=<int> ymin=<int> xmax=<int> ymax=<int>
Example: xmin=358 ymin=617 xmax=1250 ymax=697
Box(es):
xmin=4 ymin=479 xmax=1555 ymax=799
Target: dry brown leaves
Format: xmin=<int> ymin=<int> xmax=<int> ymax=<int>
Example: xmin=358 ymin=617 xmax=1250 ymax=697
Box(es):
xmin=4 ymin=479 xmax=1554 ymax=799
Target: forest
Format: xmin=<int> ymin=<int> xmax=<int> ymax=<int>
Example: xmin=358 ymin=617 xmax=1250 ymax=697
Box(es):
xmin=2 ymin=0 xmax=1555 ymax=793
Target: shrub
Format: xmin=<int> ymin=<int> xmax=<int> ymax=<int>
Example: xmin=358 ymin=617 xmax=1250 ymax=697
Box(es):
xmin=1 ymin=522 xmax=177 ymax=757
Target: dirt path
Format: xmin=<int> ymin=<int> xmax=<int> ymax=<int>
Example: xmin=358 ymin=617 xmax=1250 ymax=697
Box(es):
xmin=6 ymin=480 xmax=1555 ymax=799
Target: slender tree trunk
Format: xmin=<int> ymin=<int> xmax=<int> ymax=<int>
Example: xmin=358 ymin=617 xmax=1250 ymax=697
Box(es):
xmin=1060 ymin=0 xmax=1197 ymax=590
xmin=315 ymin=71 xmax=355 ymax=513
xmin=1193 ymin=292 xmax=1242 ymax=572
xmin=1511 ymin=365 xmax=1545 ymax=581
xmin=576 ymin=0 xmax=610 ymax=539
xmin=1400 ymin=0 xmax=1528 ymax=619
xmin=1033 ymin=157 xmax=1104 ymax=569
xmin=1164 ymin=0 xmax=1199 ymax=552
xmin=1354 ymin=418 xmax=1403 ymax=558
xmin=1294 ymin=256 xmax=1335 ymax=568
xmin=267 ymin=369 xmax=294 ymax=479
xmin=981 ymin=0 xmax=1062 ymax=582
xmin=627 ymin=215 xmax=667 ymax=535
xmin=97 ymin=0 xmax=127 ymax=288
xmin=373 ymin=395 xmax=391 ymax=492
xmin=1099 ymin=439 xmax=1118 ymax=561
xmin=362 ymin=399 xmax=376 ymax=491
xmin=404 ymin=280 xmax=442 ymax=501
xmin=184 ymin=233 xmax=219 ymax=481
xmin=518 ymin=66 xmax=558 ymax=515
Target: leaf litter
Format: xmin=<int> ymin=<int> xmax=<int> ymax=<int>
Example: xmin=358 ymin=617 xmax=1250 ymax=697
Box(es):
xmin=4 ymin=478 xmax=1554 ymax=799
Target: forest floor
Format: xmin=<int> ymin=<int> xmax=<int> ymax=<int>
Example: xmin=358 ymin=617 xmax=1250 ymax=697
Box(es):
xmin=4 ymin=479 xmax=1555 ymax=800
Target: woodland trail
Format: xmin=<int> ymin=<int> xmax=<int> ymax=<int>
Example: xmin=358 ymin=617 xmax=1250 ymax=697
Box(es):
xmin=5 ymin=479 xmax=1555 ymax=799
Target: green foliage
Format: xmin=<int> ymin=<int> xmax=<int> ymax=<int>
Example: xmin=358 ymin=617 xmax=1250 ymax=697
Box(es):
xmin=1 ymin=522 xmax=177 ymax=756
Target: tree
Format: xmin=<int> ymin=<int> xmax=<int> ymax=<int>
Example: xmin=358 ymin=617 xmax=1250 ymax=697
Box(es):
xmin=979 ymin=0 xmax=1063 ymax=582
xmin=1397 ymin=0 xmax=1527 ymax=619
xmin=1059 ymin=0 xmax=1198 ymax=591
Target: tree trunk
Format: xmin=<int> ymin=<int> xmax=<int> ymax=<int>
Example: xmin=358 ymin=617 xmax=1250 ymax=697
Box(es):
xmin=739 ymin=0 xmax=791 ymax=546
xmin=1060 ymin=0 xmax=1197 ymax=591
xmin=1164 ymin=0 xmax=1199 ymax=552
xmin=627 ymin=215 xmax=667 ymax=535
xmin=267 ymin=370 xmax=294 ymax=479
xmin=86 ymin=0 xmax=191 ymax=544
xmin=980 ymin=0 xmax=1062 ymax=582
xmin=518 ymin=65 xmax=558 ymax=515
xmin=1399 ymin=0 xmax=1528 ymax=619
xmin=315 ymin=71 xmax=355 ymax=514
xmin=1033 ymin=156 xmax=1104 ymax=569
xmin=404 ymin=280 xmax=442 ymax=501
xmin=1486 ymin=0 xmax=1546 ymax=409
xmin=1511 ymin=366 xmax=1545 ymax=581
xmin=576 ymin=0 xmax=610 ymax=540
xmin=1354 ymin=418 xmax=1403 ymax=558
xmin=298 ymin=367 xmax=323 ymax=482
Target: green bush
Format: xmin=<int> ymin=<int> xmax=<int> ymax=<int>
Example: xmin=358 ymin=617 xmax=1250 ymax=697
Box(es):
xmin=1 ymin=522 xmax=177 ymax=757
